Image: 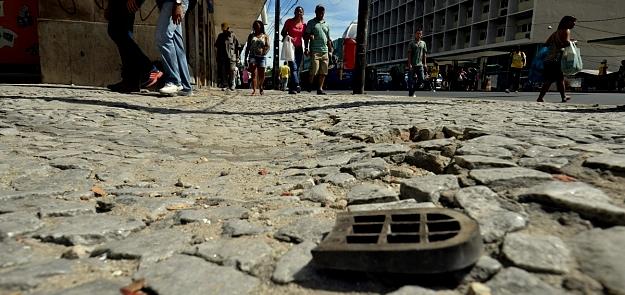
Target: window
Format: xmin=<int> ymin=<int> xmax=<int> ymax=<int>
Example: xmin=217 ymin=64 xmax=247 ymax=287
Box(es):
xmin=497 ymin=28 xmax=505 ymax=37
xmin=465 ymin=35 xmax=471 ymax=43
xmin=482 ymin=5 xmax=489 ymax=13
xmin=451 ymin=38 xmax=456 ymax=46
xmin=517 ymin=23 xmax=531 ymax=33
xmin=500 ymin=0 xmax=508 ymax=7
xmin=454 ymin=13 xmax=459 ymax=22
xmin=479 ymin=31 xmax=486 ymax=40
xmin=467 ymin=8 xmax=473 ymax=18
xmin=441 ymin=16 xmax=446 ymax=25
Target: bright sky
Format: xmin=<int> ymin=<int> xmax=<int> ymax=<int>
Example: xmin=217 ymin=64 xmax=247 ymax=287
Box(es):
xmin=264 ymin=0 xmax=358 ymax=65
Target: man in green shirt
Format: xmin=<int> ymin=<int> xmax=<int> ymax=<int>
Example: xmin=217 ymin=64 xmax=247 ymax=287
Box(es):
xmin=407 ymin=28 xmax=428 ymax=97
xmin=304 ymin=5 xmax=333 ymax=95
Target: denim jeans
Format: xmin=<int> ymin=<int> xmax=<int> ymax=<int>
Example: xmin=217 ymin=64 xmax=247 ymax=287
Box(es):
xmin=107 ymin=0 xmax=154 ymax=84
xmin=408 ymin=66 xmax=425 ymax=94
xmin=288 ymin=46 xmax=304 ymax=89
xmin=155 ymin=1 xmax=192 ymax=91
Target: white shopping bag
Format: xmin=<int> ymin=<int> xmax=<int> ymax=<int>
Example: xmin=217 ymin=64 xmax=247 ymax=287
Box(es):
xmin=561 ymin=41 xmax=583 ymax=75
xmin=281 ymin=36 xmax=294 ymax=62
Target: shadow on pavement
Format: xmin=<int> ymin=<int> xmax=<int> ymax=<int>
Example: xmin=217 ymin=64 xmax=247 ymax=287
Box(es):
xmin=544 ymin=105 xmax=625 ymax=113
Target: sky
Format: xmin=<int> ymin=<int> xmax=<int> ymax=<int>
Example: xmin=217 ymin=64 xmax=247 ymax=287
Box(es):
xmin=263 ymin=0 xmax=359 ymax=65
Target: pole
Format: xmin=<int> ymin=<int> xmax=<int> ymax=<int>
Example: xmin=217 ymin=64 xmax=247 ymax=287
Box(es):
xmin=353 ymin=0 xmax=369 ymax=94
xmin=273 ymin=0 xmax=280 ymax=90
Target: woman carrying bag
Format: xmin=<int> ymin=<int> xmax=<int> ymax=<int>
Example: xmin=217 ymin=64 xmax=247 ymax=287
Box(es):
xmin=281 ymin=6 xmax=306 ymax=95
xmin=245 ymin=20 xmax=270 ymax=96
xmin=536 ymin=16 xmax=577 ymax=103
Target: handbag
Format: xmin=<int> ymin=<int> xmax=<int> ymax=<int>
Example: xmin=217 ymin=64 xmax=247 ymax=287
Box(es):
xmin=281 ymin=36 xmax=295 ymax=62
xmin=561 ymin=41 xmax=583 ymax=75
xmin=529 ymin=45 xmax=550 ymax=82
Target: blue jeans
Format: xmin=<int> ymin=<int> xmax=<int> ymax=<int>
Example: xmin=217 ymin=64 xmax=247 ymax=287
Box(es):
xmin=408 ymin=66 xmax=425 ymax=94
xmin=155 ymin=1 xmax=192 ymax=91
xmin=288 ymin=46 xmax=304 ymax=89
xmin=107 ymin=0 xmax=154 ymax=84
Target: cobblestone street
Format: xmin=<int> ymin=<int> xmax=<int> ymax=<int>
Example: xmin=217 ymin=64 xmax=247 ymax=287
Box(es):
xmin=1 ymin=84 xmax=624 ymax=295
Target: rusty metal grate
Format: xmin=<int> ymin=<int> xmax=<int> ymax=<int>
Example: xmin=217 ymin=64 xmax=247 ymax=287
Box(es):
xmin=312 ymin=208 xmax=482 ymax=274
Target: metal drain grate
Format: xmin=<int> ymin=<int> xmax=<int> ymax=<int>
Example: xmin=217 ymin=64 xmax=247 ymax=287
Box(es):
xmin=311 ymin=208 xmax=482 ymax=274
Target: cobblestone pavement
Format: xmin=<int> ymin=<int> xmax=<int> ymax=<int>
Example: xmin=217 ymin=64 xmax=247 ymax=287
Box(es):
xmin=1 ymin=84 xmax=624 ymax=295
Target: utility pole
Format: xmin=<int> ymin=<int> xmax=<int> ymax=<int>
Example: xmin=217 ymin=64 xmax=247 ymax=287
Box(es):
xmin=273 ymin=0 xmax=280 ymax=90
xmin=353 ymin=0 xmax=369 ymax=94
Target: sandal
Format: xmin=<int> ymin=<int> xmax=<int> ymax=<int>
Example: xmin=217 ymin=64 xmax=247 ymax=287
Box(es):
xmin=536 ymin=98 xmax=545 ymax=102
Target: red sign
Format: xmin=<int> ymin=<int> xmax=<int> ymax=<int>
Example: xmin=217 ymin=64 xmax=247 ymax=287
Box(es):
xmin=0 ymin=0 xmax=39 ymax=64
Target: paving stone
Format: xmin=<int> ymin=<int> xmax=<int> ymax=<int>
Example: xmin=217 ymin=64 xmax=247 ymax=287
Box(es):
xmin=390 ymin=166 xmax=432 ymax=178
xmin=571 ymin=227 xmax=625 ymax=295
xmin=0 ymin=212 xmax=43 ymax=240
xmin=0 ymin=127 xmax=20 ymax=136
xmin=341 ymin=158 xmax=389 ymax=179
xmin=584 ymin=154 xmax=625 ymax=173
xmin=362 ymin=143 xmax=411 ymax=157
xmin=310 ymin=166 xmax=340 ymax=177
xmin=274 ymin=217 xmax=333 ymax=243
xmin=135 ymin=254 xmax=259 ymax=295
xmin=414 ymin=138 xmax=457 ymax=150
xmin=346 ymin=183 xmax=399 ymax=205
xmin=487 ymin=267 xmax=567 ymax=295
xmin=571 ymin=144 xmax=614 ymax=154
xmin=405 ymin=149 xmax=451 ymax=174
xmin=523 ymin=146 xmax=580 ymax=158
xmin=186 ymin=238 xmax=273 ymax=275
xmin=466 ymin=135 xmax=528 ymax=147
xmin=319 ymin=173 xmax=357 ymax=187
xmin=348 ymin=199 xmax=436 ymax=212
xmin=92 ymin=229 xmax=192 ymax=263
xmin=272 ymin=241 xmax=316 ymax=284
xmin=387 ymin=286 xmax=460 ymax=295
xmin=455 ymin=186 xmax=527 ymax=242
xmin=48 ymin=280 xmax=123 ymax=295
xmin=115 ymin=196 xmax=195 ymax=220
xmin=0 ymin=259 xmax=75 ymax=292
xmin=469 ymin=168 xmax=552 ymax=190
xmin=0 ymin=241 xmax=37 ymax=267
xmin=48 ymin=157 xmax=93 ymax=170
xmin=222 ymin=220 xmax=269 ymax=237
xmin=400 ymin=175 xmax=459 ymax=203
xmin=503 ymin=232 xmax=572 ymax=274
xmin=271 ymin=207 xmax=325 ymax=217
xmin=318 ymin=152 xmax=360 ymax=167
xmin=456 ymin=143 xmax=514 ymax=159
xmin=518 ymin=181 xmax=625 ymax=226
xmin=527 ymin=136 xmax=576 ymax=148
xmin=34 ymin=215 xmax=145 ymax=246
xmin=10 ymin=169 xmax=94 ymax=193
xmin=454 ymin=155 xmax=517 ymax=169
xmin=175 ymin=209 xmax=213 ymax=224
xmin=518 ymin=157 xmax=569 ymax=173
xmin=301 ymin=183 xmax=336 ymax=203
xmin=468 ymin=255 xmax=503 ymax=281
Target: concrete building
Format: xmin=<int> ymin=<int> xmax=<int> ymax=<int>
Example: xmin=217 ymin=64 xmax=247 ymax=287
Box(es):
xmin=367 ymin=0 xmax=625 ymax=76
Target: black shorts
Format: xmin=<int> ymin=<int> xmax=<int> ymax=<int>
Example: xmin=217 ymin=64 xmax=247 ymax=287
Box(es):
xmin=543 ymin=60 xmax=564 ymax=82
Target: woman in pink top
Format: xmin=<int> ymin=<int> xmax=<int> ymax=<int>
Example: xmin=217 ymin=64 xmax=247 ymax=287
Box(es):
xmin=281 ymin=6 xmax=306 ymax=94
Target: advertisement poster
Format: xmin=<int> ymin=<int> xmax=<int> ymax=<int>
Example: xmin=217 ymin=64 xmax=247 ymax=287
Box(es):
xmin=0 ymin=0 xmax=39 ymax=64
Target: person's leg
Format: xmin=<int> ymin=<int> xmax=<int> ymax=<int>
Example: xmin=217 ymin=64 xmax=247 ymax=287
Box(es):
xmin=416 ymin=66 xmax=425 ymax=91
xmin=107 ymin=1 xmax=138 ymax=88
xmin=309 ymin=53 xmax=320 ymax=92
xmin=172 ymin=8 xmax=192 ymax=93
xmin=537 ymin=82 xmax=551 ymax=102
xmin=155 ymin=1 xmax=182 ymax=90
xmin=556 ymin=78 xmax=568 ymax=102
xmin=289 ymin=46 xmax=303 ymax=93
xmin=408 ymin=68 xmax=415 ymax=96
xmin=317 ymin=53 xmax=329 ymax=94
xmin=249 ymin=63 xmax=257 ymax=95
xmin=228 ymin=61 xmax=236 ymax=90
xmin=258 ymin=67 xmax=265 ymax=94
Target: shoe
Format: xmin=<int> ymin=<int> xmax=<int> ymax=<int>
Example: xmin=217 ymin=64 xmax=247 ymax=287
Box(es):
xmin=229 ymin=86 xmax=236 ymax=91
xmin=159 ymin=83 xmax=183 ymax=95
xmin=142 ymin=70 xmax=163 ymax=88
xmin=317 ymin=90 xmax=327 ymax=95
xmin=505 ymin=89 xmax=510 ymax=93
xmin=514 ymin=90 xmax=519 ymax=93
xmin=408 ymin=91 xmax=414 ymax=97
xmin=431 ymin=89 xmax=436 ymax=93
xmin=412 ymin=94 xmax=417 ymax=98
xmin=296 ymin=86 xmax=301 ymax=93
xmin=178 ymin=89 xmax=193 ymax=96
xmin=288 ymin=90 xmax=297 ymax=94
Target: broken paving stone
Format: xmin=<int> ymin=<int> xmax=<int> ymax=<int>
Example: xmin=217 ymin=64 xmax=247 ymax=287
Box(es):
xmin=318 ymin=152 xmax=360 ymax=167
xmin=272 ymin=241 xmax=317 ymax=284
xmin=0 ymin=188 xmax=73 ymax=201
xmin=185 ymin=238 xmax=273 ymax=275
xmin=455 ymin=186 xmax=527 ymax=243
xmin=222 ymin=220 xmax=269 ymax=237
xmin=466 ymin=135 xmax=528 ymax=147
xmin=300 ymin=183 xmax=336 ymax=204
xmin=135 ymin=254 xmax=259 ymax=295
xmin=62 ymin=245 xmax=95 ymax=259
xmin=310 ymin=166 xmax=341 ymax=177
xmin=523 ymin=146 xmax=579 ymax=158
xmin=518 ymin=157 xmax=569 ymax=173
xmin=527 ymin=136 xmax=576 ymax=148
xmin=10 ymin=169 xmax=94 ymax=193
xmin=405 ymin=149 xmax=451 ymax=174
xmin=362 ymin=143 xmax=411 ymax=157
xmin=48 ymin=158 xmax=92 ymax=170
xmin=387 ymin=286 xmax=460 ymax=295
xmin=487 ymin=267 xmax=567 ymax=295
xmin=320 ymin=173 xmax=357 ymax=187
xmin=0 ymin=212 xmax=43 ymax=240
xmin=518 ymin=181 xmax=625 ymax=226
xmin=467 ymin=283 xmax=492 ymax=295
xmin=340 ymin=158 xmax=389 ymax=179
xmin=414 ymin=137 xmax=457 ymax=150
xmin=0 ymin=241 xmax=36 ymax=267
xmin=390 ymin=166 xmax=432 ymax=178
xmin=346 ymin=183 xmax=399 ymax=205
xmin=92 ymin=229 xmax=192 ymax=263
xmin=469 ymin=167 xmax=552 ymax=190
xmin=400 ymin=175 xmax=459 ymax=203
xmin=456 ymin=143 xmax=514 ymax=159
xmin=468 ymin=255 xmax=503 ymax=282
xmin=48 ymin=280 xmax=123 ymax=295
xmin=454 ymin=155 xmax=517 ymax=170
xmin=348 ymin=199 xmax=436 ymax=212
xmin=571 ymin=227 xmax=625 ymax=295
xmin=0 ymin=198 xmax=96 ymax=217
xmin=0 ymin=259 xmax=75 ymax=292
xmin=115 ymin=196 xmax=195 ymax=220
xmin=584 ymin=154 xmax=625 ymax=173
xmin=503 ymin=232 xmax=572 ymax=274
xmin=274 ymin=217 xmax=333 ymax=243
xmin=34 ymin=215 xmax=145 ymax=246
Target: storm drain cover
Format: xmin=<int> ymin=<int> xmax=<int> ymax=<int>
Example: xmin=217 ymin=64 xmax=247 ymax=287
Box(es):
xmin=311 ymin=208 xmax=482 ymax=274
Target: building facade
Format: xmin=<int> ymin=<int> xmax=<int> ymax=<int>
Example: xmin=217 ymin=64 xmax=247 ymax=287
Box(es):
xmin=367 ymin=0 xmax=625 ymax=74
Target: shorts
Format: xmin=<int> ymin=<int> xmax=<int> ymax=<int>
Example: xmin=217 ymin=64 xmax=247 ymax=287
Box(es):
xmin=543 ymin=60 xmax=564 ymax=82
xmin=248 ymin=55 xmax=267 ymax=68
xmin=310 ymin=52 xmax=329 ymax=76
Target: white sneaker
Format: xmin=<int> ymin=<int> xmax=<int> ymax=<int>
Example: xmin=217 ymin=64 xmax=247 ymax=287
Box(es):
xmin=159 ymin=83 xmax=183 ymax=95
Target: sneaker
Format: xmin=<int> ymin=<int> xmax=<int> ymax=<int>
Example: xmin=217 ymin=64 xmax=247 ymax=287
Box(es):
xmin=408 ymin=91 xmax=414 ymax=97
xmin=412 ymin=94 xmax=417 ymax=98
xmin=431 ymin=89 xmax=436 ymax=92
xmin=159 ymin=83 xmax=183 ymax=95
xmin=142 ymin=70 xmax=163 ymax=88
xmin=317 ymin=89 xmax=327 ymax=95
xmin=178 ymin=89 xmax=194 ymax=96
xmin=296 ymin=86 xmax=301 ymax=93
xmin=505 ymin=89 xmax=510 ymax=93
xmin=288 ymin=90 xmax=297 ymax=94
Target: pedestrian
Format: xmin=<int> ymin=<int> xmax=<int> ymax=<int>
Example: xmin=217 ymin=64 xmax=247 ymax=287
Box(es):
xmin=279 ymin=61 xmax=290 ymax=91
xmin=598 ymin=59 xmax=608 ymax=75
xmin=618 ymin=60 xmax=625 ymax=92
xmin=429 ymin=61 xmax=439 ymax=92
xmin=105 ymin=0 xmax=162 ymax=93
xmin=506 ymin=46 xmax=526 ymax=93
xmin=215 ymin=22 xmax=241 ymax=91
xmin=537 ymin=15 xmax=576 ymax=103
xmin=244 ymin=20 xmax=270 ymax=96
xmin=281 ymin=6 xmax=306 ymax=94
xmin=155 ymin=0 xmax=193 ymax=96
xmin=304 ymin=5 xmax=333 ymax=95
xmin=406 ymin=27 xmax=427 ymax=97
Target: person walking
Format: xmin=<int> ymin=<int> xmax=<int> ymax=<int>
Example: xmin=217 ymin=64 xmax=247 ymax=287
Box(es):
xmin=279 ymin=62 xmax=290 ymax=91
xmin=618 ymin=60 xmax=625 ymax=92
xmin=155 ymin=0 xmax=193 ymax=96
xmin=281 ymin=6 xmax=306 ymax=94
xmin=106 ymin=0 xmax=162 ymax=93
xmin=304 ymin=5 xmax=333 ymax=95
xmin=245 ymin=20 xmax=270 ymax=96
xmin=215 ymin=22 xmax=241 ymax=91
xmin=406 ymin=27 xmax=427 ymax=97
xmin=537 ymin=16 xmax=576 ymax=103
xmin=505 ymin=46 xmax=526 ymax=93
